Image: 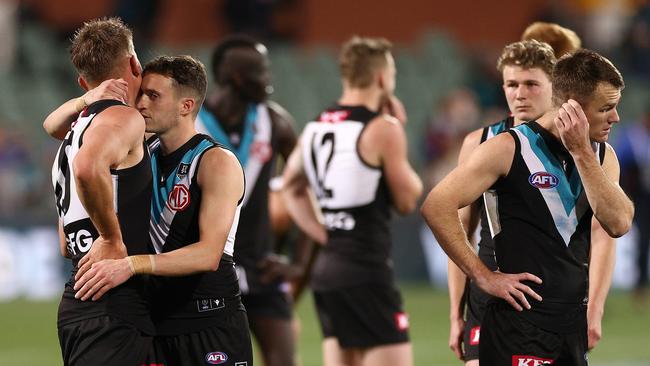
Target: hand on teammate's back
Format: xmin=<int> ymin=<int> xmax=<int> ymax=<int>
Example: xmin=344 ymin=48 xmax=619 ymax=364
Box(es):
xmin=474 ymin=271 xmax=543 ymax=312
xmin=83 ymin=78 xmax=129 ymax=105
xmin=75 ymin=236 xmax=128 ymax=282
xmin=74 ymin=257 xmax=133 ymax=301
xmin=554 ymin=99 xmax=591 ymax=154
xmin=257 ymin=253 xmax=304 ymax=284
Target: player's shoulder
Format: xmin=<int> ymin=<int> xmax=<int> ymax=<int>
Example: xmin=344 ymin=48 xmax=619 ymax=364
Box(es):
xmin=267 ymin=100 xmax=295 ymax=125
xmin=201 ymin=144 xmax=242 ymax=173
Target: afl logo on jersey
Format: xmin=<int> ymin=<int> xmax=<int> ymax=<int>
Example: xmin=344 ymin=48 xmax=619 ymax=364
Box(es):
xmin=529 ymin=172 xmax=559 ymax=189
xmin=319 ymin=110 xmax=350 ymax=123
xmin=167 ymin=184 xmax=190 ymax=211
xmin=205 ymin=352 xmax=228 ymax=364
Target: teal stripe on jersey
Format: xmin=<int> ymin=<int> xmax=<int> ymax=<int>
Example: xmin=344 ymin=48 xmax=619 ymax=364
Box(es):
xmin=517 ymin=125 xmax=583 ymax=216
xmin=150 ymin=139 xmax=214 ymax=224
xmin=197 ymin=105 xmax=256 ymax=167
xmin=490 ymin=121 xmax=508 ymax=136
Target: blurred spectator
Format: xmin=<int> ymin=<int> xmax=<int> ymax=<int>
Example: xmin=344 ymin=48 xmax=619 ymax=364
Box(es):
xmin=422 ymin=88 xmax=481 ymax=189
xmin=620 ymin=0 xmax=650 ymax=81
xmin=0 ymin=128 xmax=36 ymax=216
xmin=613 ymin=110 xmax=650 ymax=294
xmin=0 ymin=0 xmax=18 ymax=73
xmin=224 ymin=0 xmax=277 ymax=40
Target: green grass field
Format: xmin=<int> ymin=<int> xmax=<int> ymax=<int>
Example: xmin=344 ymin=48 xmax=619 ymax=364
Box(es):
xmin=0 ymin=284 xmax=648 ymax=365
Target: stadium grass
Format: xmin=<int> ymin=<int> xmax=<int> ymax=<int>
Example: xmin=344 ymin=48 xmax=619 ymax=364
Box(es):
xmin=0 ymin=284 xmax=648 ymax=365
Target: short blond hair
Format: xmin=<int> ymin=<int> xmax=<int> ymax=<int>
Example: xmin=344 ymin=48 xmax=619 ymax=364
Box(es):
xmin=496 ymin=40 xmax=556 ymax=76
xmin=339 ymin=36 xmax=392 ymax=88
xmin=521 ymin=22 xmax=581 ymax=58
xmin=70 ymin=17 xmax=134 ymax=83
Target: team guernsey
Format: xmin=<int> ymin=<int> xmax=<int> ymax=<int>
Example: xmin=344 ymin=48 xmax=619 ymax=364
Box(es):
xmin=51 ymin=100 xmax=153 ymax=333
xmin=301 ymin=105 xmax=393 ymax=291
xmin=463 ymin=117 xmax=514 ymax=359
xmin=196 ymin=104 xmax=280 ymax=294
xmin=147 ymin=134 xmax=244 ymax=335
xmin=488 ymin=121 xmax=605 ymax=333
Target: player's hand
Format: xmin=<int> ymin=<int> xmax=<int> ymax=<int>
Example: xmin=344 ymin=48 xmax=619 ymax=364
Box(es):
xmin=449 ymin=314 xmax=465 ymax=360
xmin=74 ymin=258 xmax=133 ymax=301
xmin=82 ymin=78 xmax=128 ymax=106
xmin=257 ymin=254 xmax=304 ymax=284
xmin=554 ymin=99 xmax=591 ymax=155
xmin=587 ymin=307 xmax=603 ymax=350
xmin=382 ymin=95 xmax=408 ymax=125
xmin=475 ymin=271 xmax=543 ymax=311
xmin=75 ymin=236 xmax=127 ymax=281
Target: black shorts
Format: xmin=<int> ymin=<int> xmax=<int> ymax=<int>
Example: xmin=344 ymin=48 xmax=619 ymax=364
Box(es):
xmin=463 ymin=282 xmax=491 ymax=361
xmin=147 ymin=310 xmax=253 ymax=366
xmin=58 ymin=315 xmax=152 ymax=366
xmin=313 ymin=283 xmax=410 ymax=348
xmin=480 ymin=304 xmax=588 ymax=365
xmin=242 ymin=291 xmax=292 ymax=320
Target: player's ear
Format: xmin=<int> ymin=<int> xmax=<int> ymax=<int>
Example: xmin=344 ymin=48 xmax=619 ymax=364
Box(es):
xmin=130 ymin=55 xmax=142 ymax=77
xmin=179 ymin=97 xmax=196 ymax=117
xmin=78 ymin=76 xmax=90 ymax=92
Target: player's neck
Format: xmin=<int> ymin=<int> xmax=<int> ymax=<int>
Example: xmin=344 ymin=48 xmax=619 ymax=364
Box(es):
xmin=536 ymin=109 xmax=561 ymax=140
xmin=339 ymin=88 xmax=382 ymax=112
xmin=158 ymin=119 xmax=197 ymax=155
xmin=209 ymin=88 xmax=249 ymax=127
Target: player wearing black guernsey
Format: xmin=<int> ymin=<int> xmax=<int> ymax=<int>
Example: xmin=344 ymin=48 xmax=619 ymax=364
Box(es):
xmin=283 ymin=36 xmax=422 ymax=366
xmin=50 ymin=18 xmax=153 ymax=366
xmin=69 ymin=56 xmax=252 ymax=366
xmin=195 ymin=35 xmax=313 ymax=366
xmin=423 ymin=50 xmax=633 ymax=365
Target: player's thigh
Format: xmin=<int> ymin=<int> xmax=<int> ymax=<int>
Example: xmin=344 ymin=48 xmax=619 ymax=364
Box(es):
xmin=362 ymin=342 xmax=413 ymax=366
xmin=322 ymin=337 xmax=362 ymax=366
xmin=248 ymin=315 xmax=295 ymax=366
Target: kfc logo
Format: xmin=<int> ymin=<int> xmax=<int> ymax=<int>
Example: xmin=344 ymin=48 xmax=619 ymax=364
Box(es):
xmin=512 ymin=355 xmax=554 ymax=366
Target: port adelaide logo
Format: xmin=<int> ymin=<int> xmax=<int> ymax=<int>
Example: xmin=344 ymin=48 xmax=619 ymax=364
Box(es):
xmin=528 ymin=171 xmax=559 ymax=189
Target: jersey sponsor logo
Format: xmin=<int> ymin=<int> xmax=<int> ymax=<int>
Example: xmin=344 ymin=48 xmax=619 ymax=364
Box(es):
xmin=394 ymin=312 xmax=409 ymax=331
xmin=528 ymin=171 xmax=559 ymax=189
xmin=205 ymin=352 xmax=228 ymax=364
xmin=176 ymin=163 xmax=190 ymax=178
xmin=63 ymin=219 xmax=99 ymax=256
xmin=319 ymin=110 xmax=350 ymax=123
xmin=234 ymin=363 xmax=248 ymax=366
xmin=469 ymin=326 xmax=480 ymax=345
xmin=167 ymin=184 xmax=190 ymax=211
xmin=323 ymin=211 xmax=356 ymax=231
xmin=250 ymin=141 xmax=272 ymax=163
xmin=512 ymin=355 xmax=554 ymax=365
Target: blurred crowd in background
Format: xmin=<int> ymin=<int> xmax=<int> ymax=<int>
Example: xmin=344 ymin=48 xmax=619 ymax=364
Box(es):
xmin=0 ymin=0 xmax=648 ymax=298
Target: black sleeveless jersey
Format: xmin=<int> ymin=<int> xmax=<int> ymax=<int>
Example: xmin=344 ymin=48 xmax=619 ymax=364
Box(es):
xmin=195 ymin=104 xmax=281 ymax=293
xmin=476 ymin=116 xmax=514 ymax=270
xmin=489 ymin=121 xmax=605 ymax=332
xmin=147 ymin=134 xmax=244 ymax=335
xmin=51 ymin=100 xmax=153 ymax=333
xmin=301 ymin=105 xmax=393 ymax=291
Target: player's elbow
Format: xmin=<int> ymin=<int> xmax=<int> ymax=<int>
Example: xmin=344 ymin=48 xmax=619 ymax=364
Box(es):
xmin=394 ymin=199 xmax=418 ymax=215
xmin=604 ymin=217 xmax=632 ymax=239
xmin=73 ymin=155 xmax=99 ymax=185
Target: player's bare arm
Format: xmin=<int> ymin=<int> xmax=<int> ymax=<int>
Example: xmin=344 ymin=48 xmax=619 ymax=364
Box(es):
xmin=587 ymin=218 xmax=616 ymax=350
xmin=74 ymin=106 xmax=145 ymax=280
xmin=361 ymin=115 xmax=422 ymax=214
xmin=74 ymin=147 xmax=245 ymax=301
xmin=421 ymin=133 xmax=543 ymax=311
xmin=259 ymin=102 xmax=317 ymax=285
xmin=43 ymin=79 xmax=128 ymax=139
xmin=282 ymin=142 xmax=327 ymax=245
xmin=447 ymin=127 xmax=483 ymax=360
xmin=555 ymin=99 xmax=634 ymax=237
